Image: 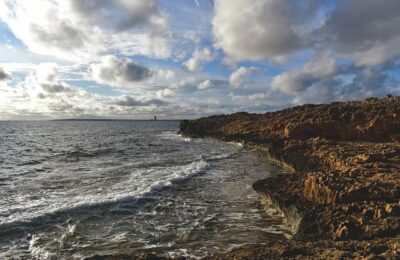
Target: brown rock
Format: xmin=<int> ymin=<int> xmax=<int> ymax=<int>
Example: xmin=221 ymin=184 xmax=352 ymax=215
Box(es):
xmin=385 ymin=204 xmax=393 ymax=214
xmin=180 ymin=96 xmax=400 ymax=259
xmin=335 ymin=224 xmax=349 ymax=240
xmin=374 ymin=209 xmax=383 ymax=220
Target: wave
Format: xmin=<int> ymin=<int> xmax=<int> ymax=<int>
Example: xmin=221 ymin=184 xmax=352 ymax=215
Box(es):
xmin=50 ymin=150 xmax=104 ymax=159
xmin=0 ymin=160 xmax=209 ymax=228
xmin=207 ymin=152 xmax=236 ymax=161
xmin=158 ymin=131 xmax=191 ymax=142
xmin=29 ymin=235 xmax=58 ymax=260
xmin=227 ymin=141 xmax=244 ymax=147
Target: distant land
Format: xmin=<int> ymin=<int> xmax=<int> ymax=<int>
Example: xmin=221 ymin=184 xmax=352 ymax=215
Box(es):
xmin=51 ymin=118 xmax=181 ymax=122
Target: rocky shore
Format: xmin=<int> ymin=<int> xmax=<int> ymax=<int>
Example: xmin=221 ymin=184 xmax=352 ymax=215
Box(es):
xmin=180 ymin=96 xmax=400 ymax=259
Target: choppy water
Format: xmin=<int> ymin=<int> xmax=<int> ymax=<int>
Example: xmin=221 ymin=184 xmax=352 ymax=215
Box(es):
xmin=0 ymin=121 xmax=290 ymax=259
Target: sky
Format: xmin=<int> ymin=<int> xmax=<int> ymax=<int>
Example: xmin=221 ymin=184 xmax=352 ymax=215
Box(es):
xmin=0 ymin=0 xmax=399 ymax=120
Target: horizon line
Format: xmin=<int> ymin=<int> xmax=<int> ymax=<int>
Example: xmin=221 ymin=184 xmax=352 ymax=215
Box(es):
xmin=0 ymin=118 xmax=186 ymax=122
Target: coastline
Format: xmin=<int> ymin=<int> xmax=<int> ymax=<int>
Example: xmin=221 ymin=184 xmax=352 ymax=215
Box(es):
xmin=180 ymin=96 xmax=400 ymax=259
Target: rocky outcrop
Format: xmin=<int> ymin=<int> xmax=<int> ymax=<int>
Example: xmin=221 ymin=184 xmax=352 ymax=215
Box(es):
xmin=180 ymin=96 xmax=400 ymax=259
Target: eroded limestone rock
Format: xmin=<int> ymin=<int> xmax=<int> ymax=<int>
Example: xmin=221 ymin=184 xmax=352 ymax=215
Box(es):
xmin=180 ymin=96 xmax=400 ymax=259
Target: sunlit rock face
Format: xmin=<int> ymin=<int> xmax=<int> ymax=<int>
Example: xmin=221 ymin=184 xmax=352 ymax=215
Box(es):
xmin=181 ymin=96 xmax=400 ymax=259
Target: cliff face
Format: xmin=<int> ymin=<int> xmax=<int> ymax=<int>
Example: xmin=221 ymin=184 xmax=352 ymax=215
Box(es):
xmin=180 ymin=96 xmax=400 ymax=259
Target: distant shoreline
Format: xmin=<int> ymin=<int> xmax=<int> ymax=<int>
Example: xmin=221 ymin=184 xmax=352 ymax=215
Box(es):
xmin=51 ymin=119 xmax=182 ymax=122
xmin=0 ymin=119 xmax=183 ymax=122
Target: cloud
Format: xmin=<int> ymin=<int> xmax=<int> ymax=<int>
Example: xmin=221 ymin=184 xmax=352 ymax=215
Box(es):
xmin=231 ymin=93 xmax=269 ymax=102
xmin=272 ymin=72 xmax=314 ymax=94
xmin=2 ymin=0 xmax=400 ymax=119
xmin=212 ymin=0 xmax=400 ymax=68
xmin=0 ymin=1 xmax=99 ymax=60
xmin=229 ymin=66 xmax=265 ymax=87
xmin=40 ymin=83 xmax=74 ymax=94
xmin=36 ymin=63 xmax=59 ymax=84
xmin=32 ymin=63 xmax=77 ymax=94
xmin=156 ymin=88 xmax=175 ymax=98
xmin=0 ymin=68 xmax=11 ymax=81
xmin=292 ymin=68 xmax=398 ymax=105
xmin=320 ymin=0 xmax=400 ymax=66
xmin=0 ymin=68 xmax=103 ymax=118
xmin=0 ymin=65 xmax=176 ymax=119
xmin=114 ymin=96 xmax=169 ymax=107
xmin=197 ymin=80 xmax=214 ymax=90
xmin=0 ymin=0 xmax=171 ymax=60
xmin=271 ymin=54 xmax=338 ymax=93
xmin=70 ymin=0 xmax=165 ymax=32
xmin=212 ymin=0 xmax=318 ymax=62
xmin=0 ymin=62 xmax=239 ymax=119
xmin=302 ymin=54 xmax=338 ymax=77
xmin=91 ymin=56 xmax=152 ymax=87
xmin=184 ymin=48 xmax=213 ymax=71
xmin=340 ymin=69 xmax=398 ymax=99
xmin=155 ymin=70 xmax=177 ymax=81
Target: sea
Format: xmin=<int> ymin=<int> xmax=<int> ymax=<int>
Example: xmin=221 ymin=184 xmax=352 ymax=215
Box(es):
xmin=0 ymin=120 xmax=290 ymax=259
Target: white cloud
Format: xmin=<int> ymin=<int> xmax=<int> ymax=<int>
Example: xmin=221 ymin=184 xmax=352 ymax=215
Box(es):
xmin=0 ymin=68 xmax=100 ymax=118
xmin=156 ymin=88 xmax=175 ymax=98
xmin=90 ymin=56 xmax=152 ymax=87
xmin=0 ymin=66 xmax=177 ymax=119
xmin=184 ymin=48 xmax=213 ymax=72
xmin=231 ymin=93 xmax=269 ymax=102
xmin=221 ymin=57 xmax=237 ymax=69
xmin=212 ymin=0 xmax=317 ymax=62
xmin=271 ymin=54 xmax=338 ymax=94
xmin=36 ymin=63 xmax=59 ymax=84
xmin=197 ymin=80 xmax=214 ymax=90
xmin=229 ymin=66 xmax=265 ymax=88
xmin=0 ymin=0 xmax=171 ymax=61
xmin=302 ymin=54 xmax=338 ymax=77
xmin=2 ymin=0 xmax=400 ymax=119
xmin=272 ymin=72 xmax=313 ymax=93
xmin=291 ymin=68 xmax=398 ymax=105
xmin=154 ymin=69 xmax=177 ymax=81
xmin=212 ymin=0 xmax=400 ymax=68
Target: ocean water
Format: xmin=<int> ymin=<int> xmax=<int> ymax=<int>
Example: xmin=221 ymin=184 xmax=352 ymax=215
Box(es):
xmin=0 ymin=121 xmax=290 ymax=259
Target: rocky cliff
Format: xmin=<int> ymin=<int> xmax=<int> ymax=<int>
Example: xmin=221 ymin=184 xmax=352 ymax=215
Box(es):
xmin=180 ymin=96 xmax=400 ymax=259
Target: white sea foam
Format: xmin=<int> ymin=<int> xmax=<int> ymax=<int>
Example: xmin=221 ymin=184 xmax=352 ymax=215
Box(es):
xmin=159 ymin=131 xmax=191 ymax=142
xmin=208 ymin=152 xmax=235 ymax=161
xmin=227 ymin=141 xmax=244 ymax=147
xmin=29 ymin=235 xmax=58 ymax=260
xmin=0 ymin=160 xmax=209 ymax=227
